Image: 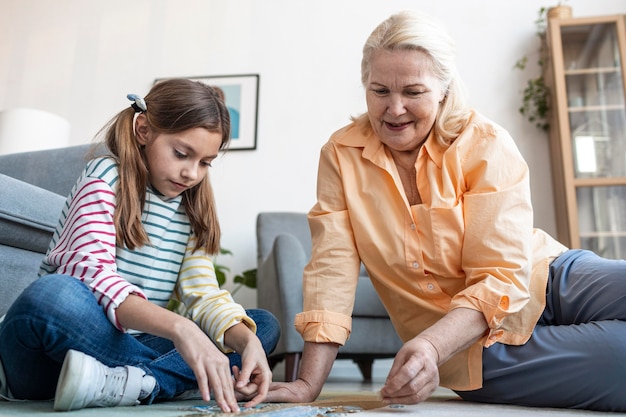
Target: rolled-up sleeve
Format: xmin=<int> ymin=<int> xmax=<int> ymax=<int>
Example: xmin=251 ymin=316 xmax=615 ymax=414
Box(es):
xmin=175 ymin=242 xmax=256 ymax=352
xmin=449 ymin=124 xmax=534 ymax=346
xmin=294 ymin=142 xmax=362 ymax=346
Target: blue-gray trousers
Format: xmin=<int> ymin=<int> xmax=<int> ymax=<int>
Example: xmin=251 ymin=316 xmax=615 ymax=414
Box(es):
xmin=456 ymin=249 xmax=626 ymax=412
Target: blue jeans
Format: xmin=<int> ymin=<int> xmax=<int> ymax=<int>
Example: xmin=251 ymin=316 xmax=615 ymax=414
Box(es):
xmin=456 ymin=250 xmax=626 ymax=411
xmin=0 ymin=274 xmax=280 ymax=403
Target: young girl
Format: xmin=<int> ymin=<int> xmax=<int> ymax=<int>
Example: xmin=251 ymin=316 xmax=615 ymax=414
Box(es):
xmin=0 ymin=79 xmax=279 ymax=413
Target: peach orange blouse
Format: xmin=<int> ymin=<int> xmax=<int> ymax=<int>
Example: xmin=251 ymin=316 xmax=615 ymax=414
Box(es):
xmin=294 ymin=111 xmax=567 ymax=391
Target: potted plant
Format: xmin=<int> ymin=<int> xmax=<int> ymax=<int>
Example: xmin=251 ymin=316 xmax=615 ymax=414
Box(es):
xmin=547 ymin=2 xmax=572 ymax=19
xmin=515 ymin=3 xmax=571 ymax=132
xmin=214 ymin=247 xmax=257 ymax=295
xmin=514 ymin=7 xmax=551 ymax=132
xmin=167 ymin=247 xmax=256 ymax=313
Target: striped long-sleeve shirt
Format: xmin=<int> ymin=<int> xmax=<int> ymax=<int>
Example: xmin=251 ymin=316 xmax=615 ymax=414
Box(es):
xmin=39 ymin=157 xmax=255 ymax=351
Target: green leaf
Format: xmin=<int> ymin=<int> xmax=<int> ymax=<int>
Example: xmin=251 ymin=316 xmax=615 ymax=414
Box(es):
xmin=219 ymin=247 xmax=233 ymax=256
xmin=215 ymin=265 xmax=230 ymax=286
xmin=513 ymin=6 xmax=551 ymax=132
xmin=233 ymin=268 xmax=257 ymax=289
xmin=514 ymin=56 xmax=528 ymax=71
xmin=213 ymin=247 xmax=257 ymax=291
xmin=166 ymin=299 xmax=181 ymax=312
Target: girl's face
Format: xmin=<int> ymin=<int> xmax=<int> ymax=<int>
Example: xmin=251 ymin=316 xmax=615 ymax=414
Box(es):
xmin=136 ymin=116 xmax=222 ymax=198
xmin=365 ymin=49 xmax=446 ymax=153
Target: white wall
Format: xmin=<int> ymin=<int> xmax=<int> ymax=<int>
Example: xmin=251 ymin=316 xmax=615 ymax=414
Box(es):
xmin=1 ymin=0 xmax=625 ymax=307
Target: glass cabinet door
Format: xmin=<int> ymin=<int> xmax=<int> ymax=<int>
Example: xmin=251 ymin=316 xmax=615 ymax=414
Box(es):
xmin=562 ymin=22 xmax=626 ymax=179
xmin=555 ymin=17 xmax=626 ymax=259
xmin=577 ymin=185 xmax=626 ymax=259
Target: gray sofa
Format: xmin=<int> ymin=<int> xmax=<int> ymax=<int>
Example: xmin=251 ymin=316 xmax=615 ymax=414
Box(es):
xmin=0 ymin=144 xmax=99 ymax=317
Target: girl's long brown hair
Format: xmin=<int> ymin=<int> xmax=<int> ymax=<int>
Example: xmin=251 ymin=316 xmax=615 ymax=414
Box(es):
xmin=99 ymin=79 xmax=230 ymax=254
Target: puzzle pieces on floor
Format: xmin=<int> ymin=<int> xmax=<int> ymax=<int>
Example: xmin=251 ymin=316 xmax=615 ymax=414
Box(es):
xmin=181 ymin=402 xmax=365 ymax=416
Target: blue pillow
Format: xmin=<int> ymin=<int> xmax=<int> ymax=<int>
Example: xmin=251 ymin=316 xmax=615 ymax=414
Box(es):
xmin=0 ymin=174 xmax=64 ymax=253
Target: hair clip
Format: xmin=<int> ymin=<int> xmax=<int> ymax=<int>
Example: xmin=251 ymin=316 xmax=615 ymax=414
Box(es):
xmin=127 ymin=93 xmax=147 ymax=112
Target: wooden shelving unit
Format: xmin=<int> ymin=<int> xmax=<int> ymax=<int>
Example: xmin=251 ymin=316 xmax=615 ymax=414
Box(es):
xmin=546 ymin=14 xmax=626 ymax=259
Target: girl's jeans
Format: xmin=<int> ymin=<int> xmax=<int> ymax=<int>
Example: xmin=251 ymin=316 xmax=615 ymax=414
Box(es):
xmin=0 ymin=274 xmax=280 ymax=403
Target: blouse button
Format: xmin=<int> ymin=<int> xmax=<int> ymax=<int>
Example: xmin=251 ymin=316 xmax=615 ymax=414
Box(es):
xmin=412 ymin=261 xmax=419 ymax=268
xmin=427 ymin=283 xmax=435 ymax=291
xmin=410 ymin=224 xmax=416 ymax=230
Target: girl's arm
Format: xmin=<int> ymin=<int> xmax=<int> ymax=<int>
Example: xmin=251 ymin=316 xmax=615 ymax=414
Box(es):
xmin=174 ymin=244 xmax=256 ymax=351
xmin=44 ymin=176 xmax=147 ymax=329
xmin=116 ymin=293 xmax=241 ymax=413
xmin=174 ymin=245 xmax=272 ymax=407
xmin=224 ymin=322 xmax=272 ymax=408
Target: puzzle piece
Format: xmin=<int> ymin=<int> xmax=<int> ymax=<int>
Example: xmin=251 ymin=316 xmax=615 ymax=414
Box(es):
xmin=182 ymin=402 xmax=364 ymax=416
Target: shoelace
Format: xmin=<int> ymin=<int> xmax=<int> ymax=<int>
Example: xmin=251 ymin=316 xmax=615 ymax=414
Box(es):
xmin=93 ymin=367 xmax=129 ymax=407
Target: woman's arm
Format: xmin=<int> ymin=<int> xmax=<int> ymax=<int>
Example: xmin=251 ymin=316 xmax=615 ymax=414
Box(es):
xmin=267 ymin=341 xmax=339 ymax=403
xmin=266 ymin=141 xmax=362 ymax=403
xmin=380 ymin=307 xmax=487 ymax=404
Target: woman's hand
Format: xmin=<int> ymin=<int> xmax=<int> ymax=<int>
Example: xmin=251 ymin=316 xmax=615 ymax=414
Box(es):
xmin=379 ymin=337 xmax=440 ymax=405
xmin=266 ymin=379 xmax=318 ymax=403
xmin=380 ymin=308 xmax=488 ymax=405
xmin=265 ymin=342 xmax=339 ymax=404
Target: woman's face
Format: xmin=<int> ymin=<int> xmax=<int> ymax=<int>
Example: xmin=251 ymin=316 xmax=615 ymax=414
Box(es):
xmin=365 ymin=49 xmax=446 ymax=153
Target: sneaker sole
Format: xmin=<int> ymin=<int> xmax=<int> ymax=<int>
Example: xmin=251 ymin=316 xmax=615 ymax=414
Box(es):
xmin=54 ymin=350 xmax=91 ymax=411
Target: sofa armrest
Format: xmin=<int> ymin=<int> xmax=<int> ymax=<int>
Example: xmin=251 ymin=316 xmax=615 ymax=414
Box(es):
xmin=0 ymin=174 xmax=65 ymax=253
xmin=0 ymin=144 xmax=102 ymax=196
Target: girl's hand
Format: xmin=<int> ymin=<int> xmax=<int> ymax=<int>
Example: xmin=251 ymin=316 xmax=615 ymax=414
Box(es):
xmin=116 ymin=295 xmax=240 ymax=412
xmin=379 ymin=337 xmax=440 ymax=405
xmin=228 ymin=330 xmax=273 ymax=408
xmin=172 ymin=319 xmax=240 ymax=413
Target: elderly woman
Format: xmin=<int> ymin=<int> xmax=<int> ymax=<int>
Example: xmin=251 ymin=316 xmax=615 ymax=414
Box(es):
xmin=266 ymin=10 xmax=626 ymax=412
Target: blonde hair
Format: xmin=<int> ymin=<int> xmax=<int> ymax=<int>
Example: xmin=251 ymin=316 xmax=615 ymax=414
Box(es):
xmin=359 ymin=10 xmax=473 ymax=146
xmin=99 ymin=79 xmax=230 ymax=254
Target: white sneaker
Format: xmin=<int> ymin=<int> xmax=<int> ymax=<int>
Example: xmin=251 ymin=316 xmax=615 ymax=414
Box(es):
xmin=53 ymin=350 xmax=156 ymax=411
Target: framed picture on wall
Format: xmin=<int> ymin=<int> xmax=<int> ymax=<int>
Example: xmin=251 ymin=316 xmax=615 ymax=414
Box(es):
xmin=155 ymin=74 xmax=259 ymax=151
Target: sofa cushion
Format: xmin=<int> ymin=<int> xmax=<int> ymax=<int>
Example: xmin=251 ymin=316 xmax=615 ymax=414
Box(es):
xmin=0 ymin=174 xmax=65 ymax=254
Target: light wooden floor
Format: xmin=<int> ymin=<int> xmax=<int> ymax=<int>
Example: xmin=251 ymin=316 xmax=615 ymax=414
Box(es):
xmin=0 ymin=358 xmax=614 ymax=416
xmin=271 ymin=358 xmax=623 ymax=416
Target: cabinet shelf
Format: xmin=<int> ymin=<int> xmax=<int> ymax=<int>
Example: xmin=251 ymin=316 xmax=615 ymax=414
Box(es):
xmin=580 ymin=231 xmax=626 ymax=238
xmin=568 ymin=104 xmax=625 ymax=112
xmin=565 ymin=66 xmax=620 ymax=75
xmin=547 ymin=14 xmax=626 ymax=260
xmin=573 ymin=177 xmax=626 ymax=187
